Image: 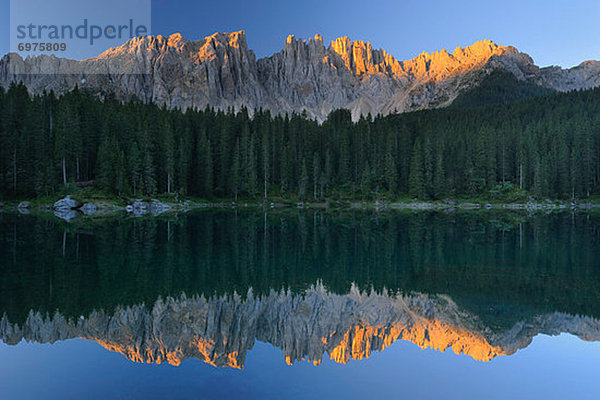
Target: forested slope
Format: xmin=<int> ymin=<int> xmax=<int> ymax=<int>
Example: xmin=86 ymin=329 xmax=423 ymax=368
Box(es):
xmin=1 ymin=83 xmax=599 ymax=200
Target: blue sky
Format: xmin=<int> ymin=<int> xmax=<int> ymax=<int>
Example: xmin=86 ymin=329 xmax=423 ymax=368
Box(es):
xmin=1 ymin=0 xmax=599 ymax=67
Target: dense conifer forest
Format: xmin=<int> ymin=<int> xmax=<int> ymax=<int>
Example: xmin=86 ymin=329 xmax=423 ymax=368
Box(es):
xmin=1 ymin=82 xmax=599 ymax=200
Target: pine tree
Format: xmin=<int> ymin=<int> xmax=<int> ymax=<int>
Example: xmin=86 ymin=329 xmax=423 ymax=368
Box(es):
xmin=197 ymin=132 xmax=213 ymax=198
xmin=384 ymin=150 xmax=398 ymax=194
xmin=230 ymin=139 xmax=241 ymax=201
xmin=432 ymin=148 xmax=446 ymax=199
xmin=164 ymin=121 xmax=175 ymax=194
xmin=128 ymin=142 xmax=142 ymax=195
xmin=299 ymin=158 xmax=308 ymax=200
xmin=409 ymin=139 xmax=425 ymax=199
xmin=312 ymin=153 xmax=320 ymax=200
xmin=96 ymin=138 xmax=112 ymax=191
xmin=262 ymin=131 xmax=269 ymax=200
xmin=177 ymin=135 xmax=191 ymax=195
xmin=324 ymin=150 xmax=333 ymax=197
xmin=142 ymin=150 xmax=156 ymax=195
xmin=247 ymin=135 xmax=257 ymax=198
xmin=361 ymin=161 xmax=373 ymax=198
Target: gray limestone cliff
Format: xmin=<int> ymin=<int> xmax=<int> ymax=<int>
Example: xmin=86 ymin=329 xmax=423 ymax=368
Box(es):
xmin=1 ymin=32 xmax=599 ymax=121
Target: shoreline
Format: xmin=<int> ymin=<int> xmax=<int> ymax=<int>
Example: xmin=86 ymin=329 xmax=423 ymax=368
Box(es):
xmin=1 ymin=196 xmax=599 ymax=220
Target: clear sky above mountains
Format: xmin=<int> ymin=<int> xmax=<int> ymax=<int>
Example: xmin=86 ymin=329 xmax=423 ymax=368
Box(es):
xmin=0 ymin=0 xmax=598 ymax=68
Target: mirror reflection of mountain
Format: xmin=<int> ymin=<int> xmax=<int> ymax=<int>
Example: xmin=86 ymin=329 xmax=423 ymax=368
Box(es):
xmin=1 ymin=211 xmax=599 ymax=367
xmin=2 ymin=285 xmax=600 ymax=367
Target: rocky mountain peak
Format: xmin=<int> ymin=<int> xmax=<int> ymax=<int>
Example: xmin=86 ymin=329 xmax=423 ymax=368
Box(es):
xmin=399 ymin=39 xmax=511 ymax=83
xmin=96 ymin=31 xmax=250 ymax=60
xmin=285 ymin=34 xmax=296 ymax=45
xmin=193 ymin=30 xmax=254 ymax=65
xmin=1 ymin=32 xmax=599 ymax=121
xmin=328 ymin=36 xmax=395 ymax=77
xmin=205 ymin=30 xmax=248 ymax=50
xmin=453 ymin=39 xmax=504 ymax=57
xmin=166 ymin=32 xmax=186 ymax=47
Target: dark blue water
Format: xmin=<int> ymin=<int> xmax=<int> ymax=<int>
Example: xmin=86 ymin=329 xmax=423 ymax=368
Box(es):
xmin=1 ymin=211 xmax=599 ymax=399
xmin=1 ymin=335 xmax=599 ymax=400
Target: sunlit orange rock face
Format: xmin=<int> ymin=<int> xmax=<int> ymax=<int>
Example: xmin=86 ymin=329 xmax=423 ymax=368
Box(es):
xmin=94 ymin=340 xmax=185 ymax=366
xmin=70 ymin=288 xmax=507 ymax=368
xmin=2 ymin=285 xmax=599 ymax=369
xmin=328 ymin=37 xmax=509 ymax=83
xmin=324 ymin=321 xmax=505 ymax=365
xmin=93 ymin=337 xmax=243 ymax=368
xmin=90 ymin=316 xmax=504 ymax=369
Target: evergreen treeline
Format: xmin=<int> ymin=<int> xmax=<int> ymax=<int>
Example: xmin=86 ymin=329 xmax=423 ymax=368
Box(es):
xmin=449 ymin=70 xmax=555 ymax=109
xmin=1 ymin=82 xmax=600 ymax=200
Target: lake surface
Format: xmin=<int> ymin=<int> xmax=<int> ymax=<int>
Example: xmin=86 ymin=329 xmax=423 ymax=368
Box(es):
xmin=1 ymin=210 xmax=599 ymax=399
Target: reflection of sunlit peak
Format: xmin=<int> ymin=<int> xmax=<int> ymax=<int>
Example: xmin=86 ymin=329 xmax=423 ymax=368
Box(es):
xmin=93 ymin=339 xmax=185 ymax=367
xmin=4 ymin=286 xmax=600 ymax=369
xmin=92 ymin=336 xmax=244 ymax=369
xmin=324 ymin=321 xmax=504 ymax=365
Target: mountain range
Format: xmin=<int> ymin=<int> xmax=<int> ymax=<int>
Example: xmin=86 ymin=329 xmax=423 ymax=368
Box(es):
xmin=2 ymin=31 xmax=600 ymax=120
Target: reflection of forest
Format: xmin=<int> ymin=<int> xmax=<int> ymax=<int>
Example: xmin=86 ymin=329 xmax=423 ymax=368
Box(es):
xmin=1 ymin=211 xmax=599 ymax=331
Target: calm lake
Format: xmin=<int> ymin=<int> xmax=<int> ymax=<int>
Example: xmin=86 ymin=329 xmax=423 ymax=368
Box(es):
xmin=1 ymin=210 xmax=599 ymax=399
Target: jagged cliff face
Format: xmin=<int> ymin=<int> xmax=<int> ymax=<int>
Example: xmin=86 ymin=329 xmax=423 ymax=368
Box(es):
xmin=0 ymin=32 xmax=265 ymax=110
xmin=2 ymin=285 xmax=599 ymax=368
xmin=1 ymin=32 xmax=599 ymax=120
